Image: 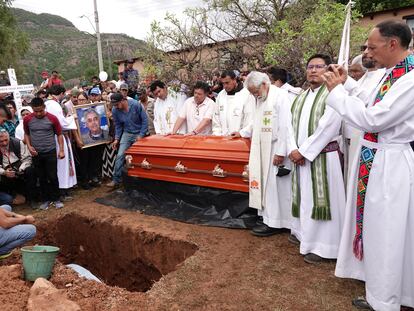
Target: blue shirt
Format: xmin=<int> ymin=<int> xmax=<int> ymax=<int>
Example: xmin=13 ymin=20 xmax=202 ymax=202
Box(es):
xmin=112 ymin=98 xmax=148 ymax=140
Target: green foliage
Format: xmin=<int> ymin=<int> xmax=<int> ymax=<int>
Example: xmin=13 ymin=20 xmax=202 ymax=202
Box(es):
xmin=336 ymin=0 xmax=414 ymax=15
xmin=0 ymin=1 xmax=29 ymax=76
xmin=265 ymin=0 xmax=368 ymax=83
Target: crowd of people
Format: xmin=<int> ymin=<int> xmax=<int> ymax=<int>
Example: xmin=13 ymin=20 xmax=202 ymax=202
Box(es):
xmin=0 ymin=19 xmax=413 ymax=310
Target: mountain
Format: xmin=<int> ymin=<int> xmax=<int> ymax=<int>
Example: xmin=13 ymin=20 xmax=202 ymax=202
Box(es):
xmin=12 ymin=8 xmax=148 ymax=85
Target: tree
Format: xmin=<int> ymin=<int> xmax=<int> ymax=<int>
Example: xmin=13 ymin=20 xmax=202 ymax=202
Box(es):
xmin=0 ymin=0 xmax=29 ymax=75
xmin=336 ymin=0 xmax=414 ymax=15
xmin=265 ymin=0 xmax=368 ymax=84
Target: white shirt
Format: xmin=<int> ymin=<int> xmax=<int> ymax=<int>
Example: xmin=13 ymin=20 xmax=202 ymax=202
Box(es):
xmin=179 ymin=96 xmax=215 ymax=135
xmin=281 ymin=83 xmax=302 ymax=105
xmin=154 ymin=90 xmax=187 ymax=134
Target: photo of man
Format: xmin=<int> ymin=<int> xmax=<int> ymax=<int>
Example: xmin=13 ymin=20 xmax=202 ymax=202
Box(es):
xmin=75 ymin=104 xmax=110 ymax=147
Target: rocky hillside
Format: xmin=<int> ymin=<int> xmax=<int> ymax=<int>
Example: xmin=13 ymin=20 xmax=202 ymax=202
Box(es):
xmin=12 ymin=8 xmax=148 ymax=85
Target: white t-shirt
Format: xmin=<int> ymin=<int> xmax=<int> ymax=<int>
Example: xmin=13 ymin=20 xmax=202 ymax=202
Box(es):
xmin=179 ymin=97 xmax=215 ymax=135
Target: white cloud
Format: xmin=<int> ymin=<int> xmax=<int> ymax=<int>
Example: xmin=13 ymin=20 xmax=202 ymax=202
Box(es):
xmin=12 ymin=0 xmax=204 ymax=40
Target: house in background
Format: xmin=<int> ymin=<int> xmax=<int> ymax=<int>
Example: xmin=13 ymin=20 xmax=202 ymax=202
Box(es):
xmin=359 ymin=5 xmax=414 ymax=39
xmin=113 ymin=57 xmax=145 ymax=76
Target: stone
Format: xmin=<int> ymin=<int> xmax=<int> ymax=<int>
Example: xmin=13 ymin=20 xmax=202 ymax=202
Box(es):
xmin=27 ymin=278 xmax=81 ymax=311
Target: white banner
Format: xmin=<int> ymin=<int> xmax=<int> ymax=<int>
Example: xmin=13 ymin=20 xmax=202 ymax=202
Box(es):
xmin=0 ymin=84 xmax=34 ymax=93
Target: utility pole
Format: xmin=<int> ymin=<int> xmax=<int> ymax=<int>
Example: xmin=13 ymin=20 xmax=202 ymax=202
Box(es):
xmin=106 ymin=39 xmax=113 ymax=79
xmin=93 ymin=0 xmax=104 ymax=72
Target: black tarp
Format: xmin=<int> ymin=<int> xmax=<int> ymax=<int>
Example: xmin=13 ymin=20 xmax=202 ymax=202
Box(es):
xmin=95 ymin=175 xmax=258 ymax=229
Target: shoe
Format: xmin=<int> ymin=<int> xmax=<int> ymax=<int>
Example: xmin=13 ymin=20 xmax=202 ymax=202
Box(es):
xmin=54 ymin=201 xmax=64 ymax=209
xmin=61 ymin=195 xmax=73 ymax=202
xmin=288 ymin=234 xmax=300 ymax=245
xmin=0 ymin=252 xmax=12 ymax=260
xmin=304 ymin=253 xmax=324 ymax=264
xmin=39 ymin=201 xmax=50 ymax=210
xmin=90 ymin=178 xmax=101 ymax=187
xmin=81 ymin=182 xmax=92 ymax=190
xmin=106 ymin=181 xmax=120 ymax=188
xmin=250 ymin=224 xmax=284 ymax=237
xmin=352 ymin=297 xmax=374 ymax=310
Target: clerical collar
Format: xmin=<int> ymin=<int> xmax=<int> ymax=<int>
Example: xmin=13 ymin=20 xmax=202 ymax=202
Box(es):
xmin=226 ymin=82 xmax=243 ymax=96
xmin=89 ymin=131 xmax=104 ymax=141
xmin=310 ymin=85 xmax=322 ymax=93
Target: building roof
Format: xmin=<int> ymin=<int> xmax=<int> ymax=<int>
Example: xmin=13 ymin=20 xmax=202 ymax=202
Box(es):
xmin=363 ymin=4 xmax=414 ymax=18
xmin=113 ymin=57 xmax=143 ymax=65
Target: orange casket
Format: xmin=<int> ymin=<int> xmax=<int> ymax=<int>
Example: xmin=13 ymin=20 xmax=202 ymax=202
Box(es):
xmin=125 ymin=135 xmax=251 ymax=192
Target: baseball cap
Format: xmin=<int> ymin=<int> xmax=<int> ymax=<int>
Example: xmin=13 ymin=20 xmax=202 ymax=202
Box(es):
xmin=0 ymin=71 xmax=5 ymax=75
xmin=119 ymin=83 xmax=129 ymax=90
xmin=70 ymin=88 xmax=80 ymax=96
xmin=41 ymin=71 xmax=48 ymax=77
xmin=110 ymin=92 xmax=124 ymax=104
xmin=127 ymin=59 xmax=134 ymax=63
xmin=89 ymin=87 xmax=101 ymax=95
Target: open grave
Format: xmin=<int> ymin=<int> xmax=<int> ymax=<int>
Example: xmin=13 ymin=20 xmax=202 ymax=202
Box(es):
xmin=35 ymin=212 xmax=198 ymax=292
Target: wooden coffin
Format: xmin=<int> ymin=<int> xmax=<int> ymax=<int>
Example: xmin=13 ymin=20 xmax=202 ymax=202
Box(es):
xmin=125 ymin=135 xmax=251 ymax=192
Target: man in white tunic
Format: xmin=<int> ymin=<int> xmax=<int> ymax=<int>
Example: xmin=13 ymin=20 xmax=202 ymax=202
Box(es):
xmin=150 ymin=80 xmax=187 ymax=135
xmin=232 ymin=71 xmax=292 ymax=236
xmin=267 ymin=67 xmax=302 ymax=105
xmin=45 ymin=85 xmax=77 ymax=196
xmin=323 ymin=21 xmax=414 ymax=311
xmin=288 ymin=54 xmax=346 ymax=264
xmin=343 ymin=50 xmax=386 ymax=181
xmin=171 ymin=81 xmax=214 ymax=135
xmin=212 ymin=70 xmax=253 ymax=136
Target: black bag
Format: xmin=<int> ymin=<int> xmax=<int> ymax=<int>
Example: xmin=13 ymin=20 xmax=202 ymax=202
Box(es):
xmin=277 ymin=165 xmax=291 ymax=177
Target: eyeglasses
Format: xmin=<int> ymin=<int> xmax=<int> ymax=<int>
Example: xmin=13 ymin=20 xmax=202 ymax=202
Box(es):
xmin=360 ymin=45 xmax=368 ymax=52
xmin=306 ymin=64 xmax=327 ymax=71
xmin=78 ymin=98 xmax=87 ymax=101
xmin=195 ymin=105 xmax=200 ymax=116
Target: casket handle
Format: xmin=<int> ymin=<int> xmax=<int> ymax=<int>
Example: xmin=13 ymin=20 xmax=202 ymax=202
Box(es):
xmin=212 ymin=164 xmax=227 ymax=178
xmin=175 ymin=161 xmax=187 ymax=173
xmin=125 ymin=155 xmax=134 ymax=169
xmin=141 ymin=158 xmax=152 ymax=170
xmin=242 ymin=165 xmax=249 ymax=182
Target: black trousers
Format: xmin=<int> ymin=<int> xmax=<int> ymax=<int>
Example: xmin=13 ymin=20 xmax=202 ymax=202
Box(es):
xmin=0 ymin=166 xmax=37 ymax=202
xmin=32 ymin=150 xmax=59 ymax=202
xmin=78 ymin=144 xmax=104 ymax=183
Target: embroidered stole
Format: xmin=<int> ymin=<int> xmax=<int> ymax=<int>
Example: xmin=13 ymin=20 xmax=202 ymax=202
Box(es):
xmin=353 ymin=54 xmax=414 ymax=260
xmin=291 ymin=85 xmax=331 ymax=220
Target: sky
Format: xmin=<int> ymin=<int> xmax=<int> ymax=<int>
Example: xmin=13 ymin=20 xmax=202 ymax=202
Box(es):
xmin=12 ymin=0 xmax=205 ymax=40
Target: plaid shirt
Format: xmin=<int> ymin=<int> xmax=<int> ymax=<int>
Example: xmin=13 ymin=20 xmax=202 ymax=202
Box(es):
xmin=0 ymin=120 xmax=16 ymax=137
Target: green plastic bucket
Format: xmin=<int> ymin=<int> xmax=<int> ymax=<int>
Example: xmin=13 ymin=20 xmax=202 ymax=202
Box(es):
xmin=21 ymin=245 xmax=60 ymax=281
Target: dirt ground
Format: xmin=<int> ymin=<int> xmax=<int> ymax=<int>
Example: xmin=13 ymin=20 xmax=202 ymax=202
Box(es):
xmin=0 ymin=185 xmax=384 ymax=311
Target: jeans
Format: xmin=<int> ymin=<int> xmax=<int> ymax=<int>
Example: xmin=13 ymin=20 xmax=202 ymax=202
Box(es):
xmin=113 ymin=132 xmax=139 ymax=184
xmin=0 ymin=192 xmax=13 ymax=206
xmin=0 ymin=166 xmax=37 ymax=202
xmin=32 ymin=150 xmax=59 ymax=202
xmin=0 ymin=205 xmax=36 ymax=255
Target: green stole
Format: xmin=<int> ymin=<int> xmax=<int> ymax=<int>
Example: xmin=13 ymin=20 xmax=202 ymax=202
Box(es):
xmin=291 ymin=85 xmax=331 ymax=221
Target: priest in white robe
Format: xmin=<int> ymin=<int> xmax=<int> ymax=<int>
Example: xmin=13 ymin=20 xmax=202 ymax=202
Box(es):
xmin=212 ymin=70 xmax=254 ymax=136
xmin=45 ymin=85 xmax=77 ymax=191
xmin=267 ymin=66 xmax=302 ymax=105
xmin=323 ymin=21 xmax=414 ymax=311
xmin=233 ymin=71 xmax=292 ymax=236
xmin=150 ymin=80 xmax=187 ymax=135
xmin=288 ymin=54 xmax=346 ymax=264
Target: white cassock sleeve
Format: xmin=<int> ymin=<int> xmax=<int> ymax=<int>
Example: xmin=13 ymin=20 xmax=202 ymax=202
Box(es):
xmin=153 ymin=99 xmax=162 ymax=134
xmin=240 ymin=97 xmax=255 ymax=134
xmin=212 ymin=93 xmax=223 ymax=136
xmin=46 ymin=102 xmax=76 ymax=130
xmin=326 ymin=76 xmax=414 ymax=133
xmin=298 ymin=106 xmax=342 ymax=162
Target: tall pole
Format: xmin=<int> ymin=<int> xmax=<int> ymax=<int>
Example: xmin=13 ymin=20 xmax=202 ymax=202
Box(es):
xmin=93 ymin=0 xmax=104 ymax=72
xmin=106 ymin=39 xmax=113 ymax=79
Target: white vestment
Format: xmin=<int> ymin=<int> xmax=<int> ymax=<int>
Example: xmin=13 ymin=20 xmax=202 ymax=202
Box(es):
xmin=240 ymin=85 xmax=292 ymax=228
xmin=212 ymin=88 xmax=254 ymax=136
xmin=153 ymin=90 xmax=187 ymax=134
xmin=327 ymin=68 xmax=414 ymax=311
xmin=288 ymin=86 xmax=346 ymax=259
xmin=342 ymin=69 xmax=386 ymax=180
xmin=45 ymin=99 xmax=77 ymax=189
xmin=281 ymin=83 xmax=302 ymax=105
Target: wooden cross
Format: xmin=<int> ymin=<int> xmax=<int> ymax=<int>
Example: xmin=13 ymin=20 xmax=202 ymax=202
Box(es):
xmin=0 ymin=68 xmax=34 ymax=111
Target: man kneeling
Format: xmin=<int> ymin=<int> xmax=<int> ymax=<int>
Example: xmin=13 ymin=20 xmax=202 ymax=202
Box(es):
xmin=0 ymin=205 xmax=36 ymax=259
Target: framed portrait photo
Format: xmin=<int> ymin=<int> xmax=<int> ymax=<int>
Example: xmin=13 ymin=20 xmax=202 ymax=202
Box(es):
xmin=74 ymin=102 xmax=111 ymax=148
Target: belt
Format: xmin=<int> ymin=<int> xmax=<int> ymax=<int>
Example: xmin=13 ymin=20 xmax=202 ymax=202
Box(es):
xmin=321 ymin=141 xmax=340 ymax=153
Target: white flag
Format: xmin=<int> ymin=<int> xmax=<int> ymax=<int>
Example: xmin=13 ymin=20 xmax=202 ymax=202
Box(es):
xmin=337 ymin=1 xmax=354 ymax=69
